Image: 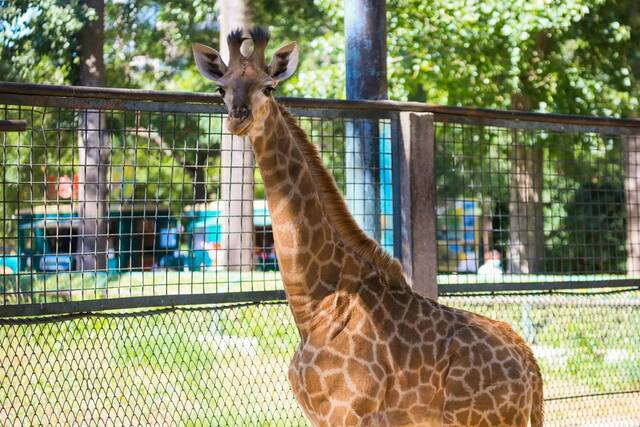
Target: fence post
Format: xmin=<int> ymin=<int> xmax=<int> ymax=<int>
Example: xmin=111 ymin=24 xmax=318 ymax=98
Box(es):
xmin=398 ymin=112 xmax=438 ymax=300
xmin=624 ymin=133 xmax=640 ymax=277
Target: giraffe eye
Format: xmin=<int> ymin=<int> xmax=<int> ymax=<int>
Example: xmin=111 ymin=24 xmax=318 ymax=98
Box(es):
xmin=263 ymin=86 xmax=274 ymax=96
xmin=217 ymin=87 xmax=226 ymax=97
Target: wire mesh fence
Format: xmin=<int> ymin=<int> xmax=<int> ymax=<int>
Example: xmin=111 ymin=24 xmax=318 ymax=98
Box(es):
xmin=0 ymin=93 xmax=395 ymax=308
xmin=1 ymin=88 xmax=638 ymax=308
xmin=0 ymin=302 xmax=304 ymax=426
xmin=1 ymin=83 xmax=640 ymax=425
xmin=435 ymin=121 xmax=640 ymax=291
xmin=1 ymin=289 xmax=639 ymax=426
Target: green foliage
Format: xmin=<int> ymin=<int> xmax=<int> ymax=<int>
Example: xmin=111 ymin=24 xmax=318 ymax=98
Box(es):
xmin=1 ymin=0 xmax=638 ymax=112
xmin=387 ymin=0 xmax=639 ymax=117
xmin=0 ymin=0 xmax=94 ymax=84
xmin=2 ymin=0 xmax=639 ymax=274
xmin=102 ymin=0 xmax=330 ymax=94
xmin=104 ymin=0 xmax=218 ymax=89
xmin=546 ymin=180 xmax=626 ymax=273
xmin=565 ymin=320 xmax=607 ymax=385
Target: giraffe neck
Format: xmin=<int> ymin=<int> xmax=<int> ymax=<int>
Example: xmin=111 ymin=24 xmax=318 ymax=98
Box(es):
xmin=248 ymin=99 xmax=407 ymax=337
xmin=248 ymin=100 xmax=338 ymax=336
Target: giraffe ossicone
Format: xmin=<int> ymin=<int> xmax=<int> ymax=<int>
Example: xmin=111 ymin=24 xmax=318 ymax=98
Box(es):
xmin=193 ymin=27 xmax=544 ymax=427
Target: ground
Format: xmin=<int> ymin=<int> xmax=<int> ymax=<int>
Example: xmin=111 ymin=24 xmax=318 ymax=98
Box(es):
xmin=0 ymin=274 xmax=639 ymax=426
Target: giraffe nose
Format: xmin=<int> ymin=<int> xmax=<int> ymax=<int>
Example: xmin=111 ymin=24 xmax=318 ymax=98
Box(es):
xmin=230 ymin=106 xmax=250 ymax=121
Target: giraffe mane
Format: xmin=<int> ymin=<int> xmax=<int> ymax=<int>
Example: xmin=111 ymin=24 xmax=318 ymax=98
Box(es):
xmin=277 ymin=104 xmax=408 ymax=286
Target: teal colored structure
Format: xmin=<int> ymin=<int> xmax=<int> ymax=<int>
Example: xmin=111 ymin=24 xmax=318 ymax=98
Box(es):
xmin=5 ymin=189 xmax=394 ymax=275
xmin=379 ymin=122 xmax=394 ymax=254
xmin=109 ymin=204 xmax=181 ymax=271
xmin=179 ymin=202 xmax=223 ymax=271
xmin=16 ymin=204 xmax=76 ymax=272
xmin=179 ymin=200 xmax=277 ymax=271
xmin=0 ymin=255 xmax=20 ymax=274
xmin=12 ymin=203 xmax=181 ymax=272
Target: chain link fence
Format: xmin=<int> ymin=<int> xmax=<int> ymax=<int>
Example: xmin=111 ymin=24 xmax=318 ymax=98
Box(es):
xmin=2 ymin=290 xmax=639 ymax=426
xmin=1 ymin=83 xmax=639 ymax=425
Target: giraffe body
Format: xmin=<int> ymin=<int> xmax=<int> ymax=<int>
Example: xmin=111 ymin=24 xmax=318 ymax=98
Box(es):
xmin=253 ymin=103 xmax=543 ymax=427
xmin=288 ymin=275 xmax=542 ymax=426
xmin=193 ymin=27 xmax=543 ymax=427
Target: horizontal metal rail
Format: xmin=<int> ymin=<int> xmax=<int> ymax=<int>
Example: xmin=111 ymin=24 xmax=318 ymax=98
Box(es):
xmin=441 ymin=293 xmax=640 ymax=307
xmin=1 ymin=81 xmax=640 ymax=133
xmin=0 ymin=290 xmax=288 ymax=318
xmin=438 ymin=279 xmax=640 ymax=294
xmin=543 ymin=389 xmax=640 ymax=403
xmin=1 ymin=281 xmax=637 ymax=317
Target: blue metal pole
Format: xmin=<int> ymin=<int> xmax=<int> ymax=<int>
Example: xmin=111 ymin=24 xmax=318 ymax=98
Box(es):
xmin=345 ymin=0 xmax=387 ymax=100
xmin=344 ymin=0 xmax=387 ymax=243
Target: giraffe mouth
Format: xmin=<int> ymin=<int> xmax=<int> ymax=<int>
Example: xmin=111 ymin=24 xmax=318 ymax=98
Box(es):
xmin=227 ymin=116 xmax=253 ymax=136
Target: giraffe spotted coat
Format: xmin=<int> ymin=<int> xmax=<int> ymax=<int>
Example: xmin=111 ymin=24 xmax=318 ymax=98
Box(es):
xmin=193 ymin=27 xmax=544 ymax=427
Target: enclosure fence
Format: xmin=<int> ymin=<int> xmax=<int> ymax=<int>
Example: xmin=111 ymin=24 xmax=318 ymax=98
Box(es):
xmin=0 ymin=82 xmax=639 ymax=426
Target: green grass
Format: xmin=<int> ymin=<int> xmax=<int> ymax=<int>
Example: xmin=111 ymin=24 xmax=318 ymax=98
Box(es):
xmin=1 ymin=270 xmax=284 ymax=304
xmin=1 ymin=304 xmax=306 ymax=426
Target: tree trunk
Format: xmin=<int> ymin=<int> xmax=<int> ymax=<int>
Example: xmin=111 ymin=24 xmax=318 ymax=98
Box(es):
xmin=76 ymin=0 xmax=110 ymax=271
xmin=508 ymin=133 xmax=544 ymax=274
xmin=624 ymin=134 xmax=640 ymax=277
xmin=218 ymin=0 xmax=254 ymax=271
xmin=193 ymin=150 xmax=208 ymax=202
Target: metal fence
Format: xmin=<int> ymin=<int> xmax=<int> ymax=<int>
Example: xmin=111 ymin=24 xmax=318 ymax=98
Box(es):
xmin=2 ymin=291 xmax=640 ymax=426
xmin=1 ymin=82 xmax=639 ymax=425
xmin=0 ymin=84 xmax=399 ymax=314
xmin=435 ymin=120 xmax=640 ymax=291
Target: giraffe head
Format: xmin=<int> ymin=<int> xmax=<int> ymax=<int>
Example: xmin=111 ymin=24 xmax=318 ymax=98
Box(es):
xmin=193 ymin=27 xmax=299 ymax=136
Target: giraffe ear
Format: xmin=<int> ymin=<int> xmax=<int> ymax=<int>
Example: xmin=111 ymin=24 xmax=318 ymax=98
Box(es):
xmin=269 ymin=42 xmax=299 ymax=82
xmin=192 ymin=43 xmax=228 ymax=82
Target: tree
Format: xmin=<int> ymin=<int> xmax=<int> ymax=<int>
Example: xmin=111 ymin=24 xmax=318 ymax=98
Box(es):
xmin=624 ymin=135 xmax=640 ymax=276
xmin=216 ymin=0 xmax=255 ymax=271
xmin=76 ymin=0 xmax=110 ymax=271
xmin=2 ymin=0 xmax=640 ymax=275
xmin=387 ymin=0 xmax=639 ymax=274
xmin=0 ymin=0 xmax=91 ymax=84
xmin=508 ymin=135 xmax=544 ymax=273
xmin=624 ymin=2 xmax=640 ymax=276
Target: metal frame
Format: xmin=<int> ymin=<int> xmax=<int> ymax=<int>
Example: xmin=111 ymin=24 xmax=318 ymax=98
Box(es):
xmin=0 ymin=291 xmax=287 ymax=318
xmin=0 ymin=119 xmax=27 ymax=132
xmin=438 ymin=280 xmax=640 ymax=294
xmin=2 ymin=81 xmax=640 ymax=133
xmin=3 ymin=281 xmax=639 ymax=317
xmin=1 ymin=81 xmax=640 ymax=316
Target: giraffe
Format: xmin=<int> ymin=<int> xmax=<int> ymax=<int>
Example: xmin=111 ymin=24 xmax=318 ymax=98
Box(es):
xmin=193 ymin=27 xmax=544 ymax=427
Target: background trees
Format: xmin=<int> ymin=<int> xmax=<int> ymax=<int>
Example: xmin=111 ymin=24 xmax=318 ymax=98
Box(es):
xmin=3 ymin=1 xmax=636 ymax=111
xmin=1 ymin=0 xmax=638 ymax=274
